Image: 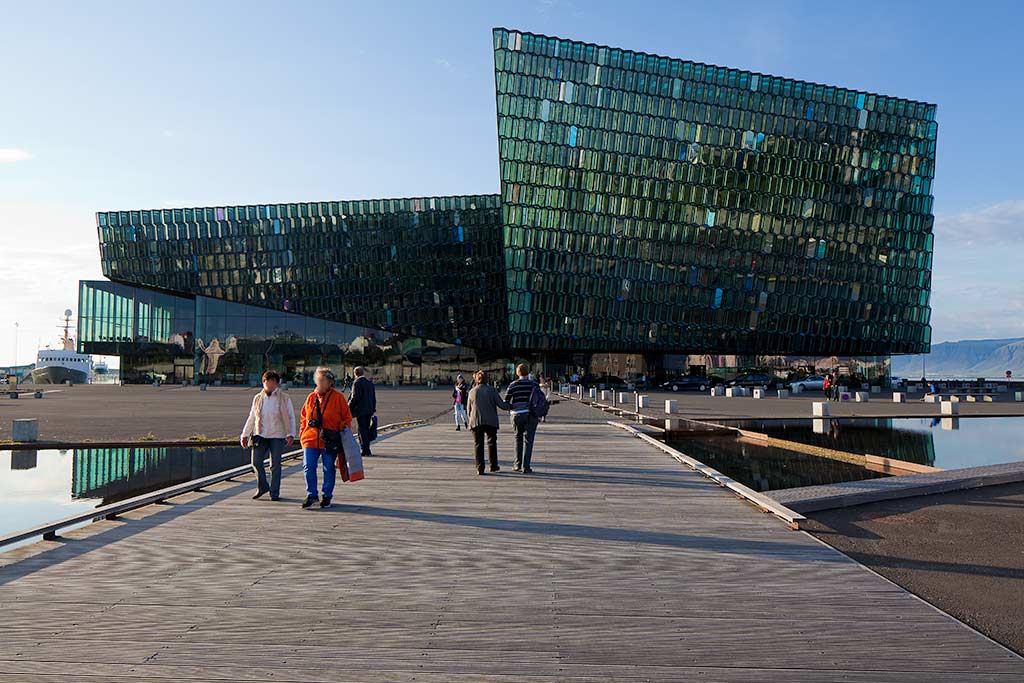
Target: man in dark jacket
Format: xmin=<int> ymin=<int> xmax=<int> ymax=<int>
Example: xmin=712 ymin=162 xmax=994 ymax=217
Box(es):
xmin=348 ymin=366 xmax=377 ymax=457
xmin=504 ymin=363 xmax=541 ymax=473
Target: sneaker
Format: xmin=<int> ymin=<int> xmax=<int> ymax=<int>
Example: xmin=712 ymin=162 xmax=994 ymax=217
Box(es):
xmin=320 ymin=495 xmax=332 ymax=508
xmin=301 ymin=495 xmax=317 ymax=509
xmin=270 ymin=495 xmax=280 ymax=501
xmin=456 ymin=426 xmax=461 ymax=431
xmin=513 ymin=467 xmax=523 ymax=473
xmin=490 ymin=465 xmax=501 ymax=472
xmin=477 ymin=469 xmax=486 ymax=475
xmin=523 ymin=468 xmax=534 ymax=474
xmin=252 ymin=488 xmax=269 ymax=500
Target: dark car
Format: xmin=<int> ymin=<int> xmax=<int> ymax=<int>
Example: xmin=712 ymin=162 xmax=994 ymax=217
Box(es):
xmin=583 ymin=375 xmax=629 ymax=390
xmin=727 ymin=372 xmax=781 ymax=389
xmin=660 ymin=376 xmax=718 ymax=392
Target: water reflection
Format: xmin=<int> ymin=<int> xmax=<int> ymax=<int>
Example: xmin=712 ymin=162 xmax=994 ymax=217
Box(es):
xmin=664 ymin=435 xmax=889 ymax=492
xmin=1 ymin=446 xmax=249 ymax=545
xmin=716 ymin=418 xmax=937 ymax=467
xmin=714 ymin=417 xmax=1024 ymax=470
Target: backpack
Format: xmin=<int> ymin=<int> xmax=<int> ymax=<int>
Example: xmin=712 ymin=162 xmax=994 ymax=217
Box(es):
xmin=528 ymin=385 xmax=550 ymax=418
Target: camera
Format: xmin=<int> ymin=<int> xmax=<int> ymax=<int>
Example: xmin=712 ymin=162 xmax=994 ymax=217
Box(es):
xmin=307 ymin=418 xmax=320 ymax=429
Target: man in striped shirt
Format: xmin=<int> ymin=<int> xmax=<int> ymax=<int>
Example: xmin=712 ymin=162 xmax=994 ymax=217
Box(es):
xmin=504 ymin=363 xmax=540 ymax=473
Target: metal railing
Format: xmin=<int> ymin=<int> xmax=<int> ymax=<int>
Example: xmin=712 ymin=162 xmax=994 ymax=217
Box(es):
xmin=0 ymin=419 xmax=426 ymax=549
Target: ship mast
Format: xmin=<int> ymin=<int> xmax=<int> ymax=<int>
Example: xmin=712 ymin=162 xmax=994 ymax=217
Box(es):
xmin=59 ymin=308 xmax=74 ymax=351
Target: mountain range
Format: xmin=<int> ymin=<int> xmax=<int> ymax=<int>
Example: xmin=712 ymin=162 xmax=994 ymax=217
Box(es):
xmin=891 ymin=337 xmax=1024 ymax=378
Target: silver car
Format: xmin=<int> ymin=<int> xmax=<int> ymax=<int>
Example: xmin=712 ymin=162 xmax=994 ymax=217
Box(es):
xmin=789 ymin=375 xmax=826 ymax=392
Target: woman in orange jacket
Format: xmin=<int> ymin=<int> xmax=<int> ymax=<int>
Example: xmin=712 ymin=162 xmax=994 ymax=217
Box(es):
xmin=299 ymin=367 xmax=353 ymax=509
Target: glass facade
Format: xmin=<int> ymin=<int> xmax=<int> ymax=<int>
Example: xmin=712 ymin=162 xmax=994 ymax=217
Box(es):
xmin=82 ymin=28 xmax=938 ymax=382
xmin=493 ymin=28 xmax=935 ymax=355
xmin=96 ymin=195 xmax=508 ymax=351
xmin=78 ymin=281 xmax=513 ymax=385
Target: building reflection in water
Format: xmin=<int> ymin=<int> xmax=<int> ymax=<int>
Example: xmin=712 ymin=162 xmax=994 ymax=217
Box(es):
xmin=72 ymin=446 xmax=250 ymax=504
xmin=720 ymin=418 xmax=937 ymax=467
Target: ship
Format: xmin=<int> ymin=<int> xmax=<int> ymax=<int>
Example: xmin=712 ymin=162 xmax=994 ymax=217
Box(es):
xmin=26 ymin=309 xmax=93 ymax=385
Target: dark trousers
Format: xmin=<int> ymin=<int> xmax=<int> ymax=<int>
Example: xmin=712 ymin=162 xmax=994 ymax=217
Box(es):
xmin=251 ymin=437 xmax=286 ymax=497
xmin=472 ymin=425 xmax=499 ymax=472
xmin=356 ymin=414 xmax=374 ymax=455
xmin=512 ymin=412 xmax=540 ymax=470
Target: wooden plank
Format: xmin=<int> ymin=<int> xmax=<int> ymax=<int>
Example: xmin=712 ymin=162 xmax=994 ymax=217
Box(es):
xmin=0 ymin=412 xmax=1020 ymax=680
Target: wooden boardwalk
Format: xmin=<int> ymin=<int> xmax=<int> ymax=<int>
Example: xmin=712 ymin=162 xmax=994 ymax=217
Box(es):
xmin=2 ymin=414 xmax=1022 ymax=681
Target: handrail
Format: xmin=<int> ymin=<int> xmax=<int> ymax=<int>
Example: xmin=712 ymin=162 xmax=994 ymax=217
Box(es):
xmin=0 ymin=419 xmax=426 ymax=549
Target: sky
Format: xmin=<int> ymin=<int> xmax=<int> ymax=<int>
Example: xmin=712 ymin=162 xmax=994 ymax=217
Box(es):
xmin=2 ymin=0 xmax=1023 ymax=366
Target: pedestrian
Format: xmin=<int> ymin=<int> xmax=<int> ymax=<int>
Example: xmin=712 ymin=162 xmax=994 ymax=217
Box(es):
xmin=822 ymin=373 xmax=832 ymax=400
xmin=348 ymin=366 xmax=377 ymax=458
xmin=467 ymin=370 xmax=512 ymax=475
xmin=240 ymin=370 xmax=296 ymax=501
xmin=538 ymin=373 xmax=551 ymax=423
xmin=452 ymin=374 xmax=470 ymax=431
xmin=504 ymin=363 xmax=543 ymax=473
xmin=298 ymin=367 xmax=353 ymax=509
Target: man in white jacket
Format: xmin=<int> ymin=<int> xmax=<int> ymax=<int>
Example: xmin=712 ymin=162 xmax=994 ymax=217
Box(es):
xmin=241 ymin=370 xmax=296 ymax=501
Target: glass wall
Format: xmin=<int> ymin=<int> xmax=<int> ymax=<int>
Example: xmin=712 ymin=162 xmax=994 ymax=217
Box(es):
xmin=79 ymin=281 xmax=518 ymax=386
xmin=493 ymin=28 xmax=936 ymax=356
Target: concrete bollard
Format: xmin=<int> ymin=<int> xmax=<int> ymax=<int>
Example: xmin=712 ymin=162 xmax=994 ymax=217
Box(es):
xmin=753 ymin=388 xmax=765 ymax=399
xmin=966 ymin=395 xmax=977 ymax=402
xmin=711 ymin=386 xmax=725 ymax=397
xmin=855 ymin=391 xmax=869 ymax=402
xmin=33 ymin=391 xmax=43 ymax=399
xmin=8 ymin=391 xmax=18 ymax=399
xmin=892 ymin=392 xmax=905 ymax=403
xmin=664 ymin=418 xmax=681 ymax=431
xmin=840 ymin=392 xmax=851 ymax=402
xmin=812 ymin=418 xmax=828 ymax=434
xmin=12 ymin=418 xmax=38 ymax=442
xmin=870 ymin=385 xmax=881 ymax=394
xmin=984 ymin=395 xmax=994 ymax=402
xmin=637 ymin=394 xmax=650 ymax=409
xmin=599 ymin=390 xmax=611 ymax=403
xmin=618 ymin=392 xmax=632 ymax=405
xmin=664 ymin=399 xmax=678 ymax=414
xmin=588 ymin=388 xmax=598 ymax=400
xmin=725 ymin=387 xmax=738 ymax=398
xmin=924 ymin=394 xmax=940 ymax=403
xmin=812 ymin=401 xmax=830 ymax=417
xmin=941 ymin=401 xmax=959 ymax=415
xmin=777 ymin=389 xmax=789 ymax=399
xmin=1015 ymin=391 xmax=1023 ymax=402
xmin=949 ymin=395 xmax=960 ymax=402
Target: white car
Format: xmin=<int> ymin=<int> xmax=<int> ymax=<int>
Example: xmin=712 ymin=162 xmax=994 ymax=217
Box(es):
xmin=789 ymin=375 xmax=826 ymax=392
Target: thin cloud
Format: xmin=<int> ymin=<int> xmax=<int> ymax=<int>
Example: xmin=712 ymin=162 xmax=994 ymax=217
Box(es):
xmin=0 ymin=148 xmax=33 ymax=163
xmin=934 ymin=199 xmax=1024 ymax=244
xmin=435 ymin=58 xmax=453 ymax=70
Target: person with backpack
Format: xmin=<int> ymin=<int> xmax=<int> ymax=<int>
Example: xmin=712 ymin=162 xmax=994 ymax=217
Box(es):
xmin=452 ymin=374 xmax=470 ymax=431
xmin=467 ymin=370 xmax=512 ymax=475
xmin=503 ymin=364 xmax=548 ymax=473
xmin=348 ymin=366 xmax=377 ymax=457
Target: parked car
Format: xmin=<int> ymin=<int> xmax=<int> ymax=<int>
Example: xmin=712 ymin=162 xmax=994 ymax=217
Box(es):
xmin=660 ymin=376 xmax=718 ymax=392
xmin=583 ymin=375 xmax=629 ymax=390
xmin=789 ymin=375 xmax=826 ymax=392
xmin=727 ymin=372 xmax=781 ymax=389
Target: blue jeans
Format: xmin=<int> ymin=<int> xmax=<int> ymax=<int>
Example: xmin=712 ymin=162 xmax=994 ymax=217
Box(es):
xmin=303 ymin=447 xmax=336 ymax=498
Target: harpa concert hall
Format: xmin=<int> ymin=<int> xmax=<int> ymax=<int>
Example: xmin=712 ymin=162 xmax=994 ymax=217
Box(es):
xmin=79 ymin=28 xmax=937 ymax=386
